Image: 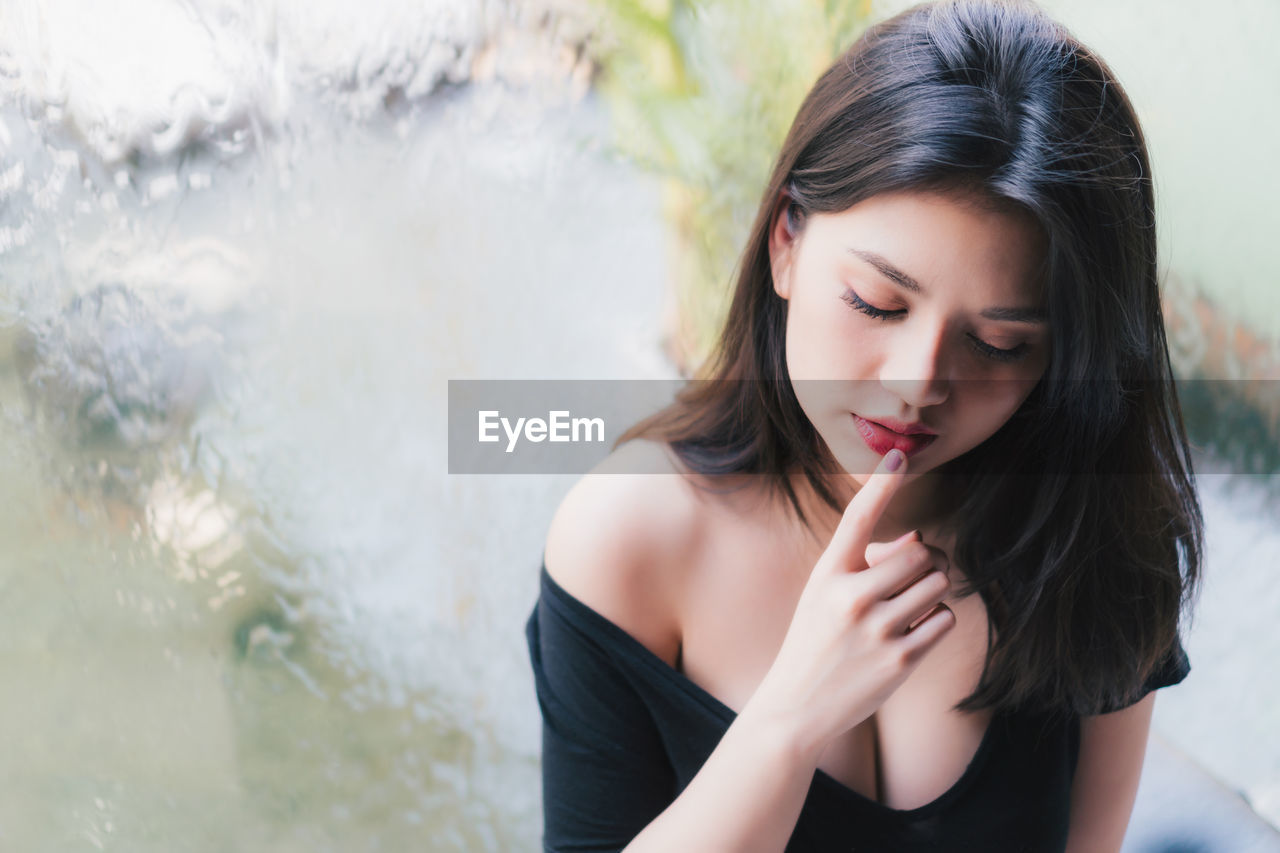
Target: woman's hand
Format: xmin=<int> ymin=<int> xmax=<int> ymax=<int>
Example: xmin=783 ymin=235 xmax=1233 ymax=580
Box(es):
xmin=745 ymin=449 xmax=956 ymax=755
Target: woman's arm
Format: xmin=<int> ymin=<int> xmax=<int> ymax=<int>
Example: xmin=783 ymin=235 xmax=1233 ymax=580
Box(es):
xmin=1064 ymin=692 xmax=1156 ymax=853
xmin=619 ymin=703 xmax=822 ymax=853
xmin=532 ymin=591 xmax=822 ymax=853
xmin=538 ymin=456 xmax=826 ymax=852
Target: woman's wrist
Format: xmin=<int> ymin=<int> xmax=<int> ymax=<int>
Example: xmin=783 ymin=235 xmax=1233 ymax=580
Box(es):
xmin=735 ymin=690 xmax=829 ymax=774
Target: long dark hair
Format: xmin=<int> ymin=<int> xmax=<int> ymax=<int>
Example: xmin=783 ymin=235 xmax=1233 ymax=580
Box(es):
xmin=617 ymin=0 xmax=1203 ymax=717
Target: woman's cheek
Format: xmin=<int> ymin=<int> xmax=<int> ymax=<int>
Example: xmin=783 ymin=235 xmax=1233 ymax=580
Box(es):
xmin=967 ymin=378 xmax=1035 ymax=437
xmin=786 ymin=302 xmax=847 ymax=381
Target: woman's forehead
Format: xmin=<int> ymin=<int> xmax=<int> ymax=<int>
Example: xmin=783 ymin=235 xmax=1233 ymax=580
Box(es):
xmin=811 ymin=190 xmax=1048 ymax=300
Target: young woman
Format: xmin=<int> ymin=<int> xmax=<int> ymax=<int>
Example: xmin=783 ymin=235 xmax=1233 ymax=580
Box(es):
xmin=525 ymin=1 xmax=1202 ymax=850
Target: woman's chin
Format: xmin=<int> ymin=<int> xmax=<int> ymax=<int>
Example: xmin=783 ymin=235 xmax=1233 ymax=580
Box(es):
xmin=834 ymin=451 xmax=881 ymax=484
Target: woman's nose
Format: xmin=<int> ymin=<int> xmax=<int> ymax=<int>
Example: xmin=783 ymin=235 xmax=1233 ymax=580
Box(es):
xmin=879 ymin=322 xmax=950 ymax=408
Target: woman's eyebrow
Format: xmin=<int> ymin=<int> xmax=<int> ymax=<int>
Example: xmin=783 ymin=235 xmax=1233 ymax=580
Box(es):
xmin=849 ymin=247 xmax=1047 ymax=325
xmin=848 ymin=249 xmax=921 ymax=293
xmin=980 ymin=305 xmax=1048 ymax=324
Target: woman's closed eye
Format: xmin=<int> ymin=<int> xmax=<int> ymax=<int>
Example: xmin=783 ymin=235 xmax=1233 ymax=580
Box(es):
xmin=841 ymin=286 xmax=1031 ymax=362
xmin=841 ymin=286 xmax=903 ymax=320
xmin=966 ymin=334 xmax=1029 ymax=362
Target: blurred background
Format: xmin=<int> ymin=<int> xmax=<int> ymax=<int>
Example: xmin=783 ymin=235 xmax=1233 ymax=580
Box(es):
xmin=0 ymin=0 xmax=1276 ymax=850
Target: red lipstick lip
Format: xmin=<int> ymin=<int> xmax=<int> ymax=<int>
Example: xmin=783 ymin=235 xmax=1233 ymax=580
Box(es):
xmin=852 ymin=414 xmax=938 ymax=457
xmin=864 ymin=417 xmax=936 ymax=436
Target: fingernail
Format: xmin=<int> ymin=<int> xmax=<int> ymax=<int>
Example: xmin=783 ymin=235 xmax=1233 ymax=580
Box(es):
xmin=884 ymin=449 xmax=904 ymax=473
xmin=893 ymin=529 xmax=918 ymax=544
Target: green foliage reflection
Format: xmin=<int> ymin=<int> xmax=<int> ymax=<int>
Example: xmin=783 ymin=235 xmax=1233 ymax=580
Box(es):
xmin=588 ymin=0 xmax=872 ymax=373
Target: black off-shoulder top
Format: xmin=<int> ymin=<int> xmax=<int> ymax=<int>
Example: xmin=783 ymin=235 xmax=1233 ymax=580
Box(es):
xmin=525 ymin=562 xmax=1190 ymax=852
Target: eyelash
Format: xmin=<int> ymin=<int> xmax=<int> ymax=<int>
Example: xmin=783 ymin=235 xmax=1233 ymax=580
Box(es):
xmin=840 ymin=287 xmax=1030 ymax=363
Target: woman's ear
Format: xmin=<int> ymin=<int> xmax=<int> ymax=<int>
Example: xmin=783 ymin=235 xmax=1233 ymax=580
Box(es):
xmin=768 ymin=194 xmax=799 ymax=300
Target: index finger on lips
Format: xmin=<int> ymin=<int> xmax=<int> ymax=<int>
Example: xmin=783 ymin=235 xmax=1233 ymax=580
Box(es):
xmin=829 ymin=449 xmax=908 ymax=571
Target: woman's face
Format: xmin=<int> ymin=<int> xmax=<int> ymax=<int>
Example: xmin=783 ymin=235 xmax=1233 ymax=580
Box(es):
xmin=769 ymin=189 xmax=1051 ymax=485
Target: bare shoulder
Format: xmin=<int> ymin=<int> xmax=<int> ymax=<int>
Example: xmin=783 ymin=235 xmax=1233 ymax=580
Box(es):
xmin=542 ymin=438 xmax=708 ymax=668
